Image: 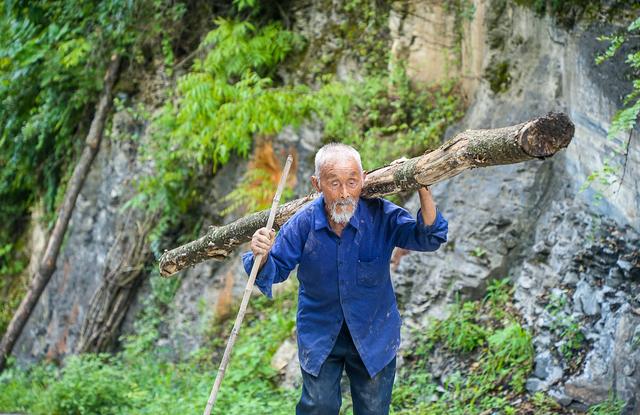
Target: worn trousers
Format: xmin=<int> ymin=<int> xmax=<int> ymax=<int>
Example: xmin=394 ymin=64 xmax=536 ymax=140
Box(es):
xmin=295 ymin=320 xmax=396 ymax=415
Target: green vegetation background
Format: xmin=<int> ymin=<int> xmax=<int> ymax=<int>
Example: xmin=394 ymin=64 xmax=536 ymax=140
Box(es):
xmin=0 ymin=0 xmax=637 ymax=413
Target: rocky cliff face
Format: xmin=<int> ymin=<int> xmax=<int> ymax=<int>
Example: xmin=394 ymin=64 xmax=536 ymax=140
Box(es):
xmin=391 ymin=1 xmax=640 ymax=412
xmin=12 ymin=105 xmax=153 ymax=361
xmin=11 ymin=0 xmax=639 ymax=412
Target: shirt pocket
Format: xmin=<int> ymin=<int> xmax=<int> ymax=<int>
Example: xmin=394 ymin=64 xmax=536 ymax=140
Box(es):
xmin=356 ymin=256 xmax=386 ymax=287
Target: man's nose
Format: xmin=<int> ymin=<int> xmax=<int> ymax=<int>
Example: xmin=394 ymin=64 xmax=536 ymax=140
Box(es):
xmin=340 ymin=184 xmax=350 ymax=198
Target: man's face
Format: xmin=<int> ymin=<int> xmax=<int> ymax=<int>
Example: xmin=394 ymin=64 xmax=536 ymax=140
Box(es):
xmin=312 ymin=155 xmax=365 ymax=224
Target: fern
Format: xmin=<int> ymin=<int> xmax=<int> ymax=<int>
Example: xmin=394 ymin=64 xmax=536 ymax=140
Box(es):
xmin=597 ymin=16 xmax=640 ymax=139
xmin=581 ymin=15 xmax=640 ymax=197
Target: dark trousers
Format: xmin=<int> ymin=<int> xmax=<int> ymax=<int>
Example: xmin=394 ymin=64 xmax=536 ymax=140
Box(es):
xmin=295 ymin=321 xmax=396 ymax=415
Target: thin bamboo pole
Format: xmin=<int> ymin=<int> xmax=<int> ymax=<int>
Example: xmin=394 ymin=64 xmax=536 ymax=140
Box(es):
xmin=203 ymin=154 xmax=294 ymax=415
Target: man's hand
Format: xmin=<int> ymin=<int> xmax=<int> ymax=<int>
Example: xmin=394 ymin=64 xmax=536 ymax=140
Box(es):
xmin=250 ymin=227 xmax=275 ymax=268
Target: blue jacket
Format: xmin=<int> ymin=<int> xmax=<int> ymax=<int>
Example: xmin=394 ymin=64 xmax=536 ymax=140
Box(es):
xmin=242 ymin=194 xmax=448 ymax=378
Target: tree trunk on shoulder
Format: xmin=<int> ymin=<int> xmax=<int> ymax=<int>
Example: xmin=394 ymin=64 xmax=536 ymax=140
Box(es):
xmin=158 ymin=112 xmax=574 ymax=277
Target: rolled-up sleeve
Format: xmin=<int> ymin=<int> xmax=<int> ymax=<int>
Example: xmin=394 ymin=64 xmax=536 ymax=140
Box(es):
xmin=242 ymin=251 xmax=278 ymax=299
xmin=414 ymin=208 xmax=448 ymax=249
xmin=241 ymin=211 xmax=308 ymax=299
xmin=387 ymin=199 xmax=448 ymax=251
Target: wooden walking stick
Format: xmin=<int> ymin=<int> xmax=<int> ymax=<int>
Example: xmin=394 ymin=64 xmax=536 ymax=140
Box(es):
xmin=203 ymin=154 xmax=294 ymax=415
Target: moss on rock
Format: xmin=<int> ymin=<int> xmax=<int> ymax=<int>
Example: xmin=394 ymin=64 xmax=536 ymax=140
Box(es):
xmin=484 ymin=59 xmax=512 ymax=94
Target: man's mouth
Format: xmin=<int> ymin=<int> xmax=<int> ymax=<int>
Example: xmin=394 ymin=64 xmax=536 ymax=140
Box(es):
xmin=329 ymin=198 xmax=357 ymax=224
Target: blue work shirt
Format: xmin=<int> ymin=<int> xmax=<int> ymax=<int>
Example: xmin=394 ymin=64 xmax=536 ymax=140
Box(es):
xmin=242 ymin=194 xmax=448 ymax=378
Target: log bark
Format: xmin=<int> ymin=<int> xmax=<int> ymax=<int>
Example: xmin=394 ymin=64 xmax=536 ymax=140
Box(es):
xmin=0 ymin=55 xmax=121 ymax=371
xmin=159 ymin=112 xmax=574 ymax=277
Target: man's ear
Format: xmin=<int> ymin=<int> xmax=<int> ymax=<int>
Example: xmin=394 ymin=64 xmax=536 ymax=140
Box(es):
xmin=311 ymin=175 xmax=321 ymax=192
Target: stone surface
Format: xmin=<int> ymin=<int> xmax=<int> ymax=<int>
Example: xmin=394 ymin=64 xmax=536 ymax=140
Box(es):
xmin=271 ymin=337 xmax=298 ymax=372
xmin=13 ymin=109 xmax=149 ymax=364
xmin=389 ymin=2 xmax=640 ymax=413
xmin=8 ymin=1 xmax=640 ymax=414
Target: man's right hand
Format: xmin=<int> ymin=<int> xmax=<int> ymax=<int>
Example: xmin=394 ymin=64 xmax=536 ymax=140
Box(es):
xmin=251 ymin=227 xmax=276 ymax=260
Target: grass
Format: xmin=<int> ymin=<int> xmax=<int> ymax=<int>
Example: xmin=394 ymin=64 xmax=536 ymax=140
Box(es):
xmin=391 ymin=278 xmax=546 ymax=415
xmin=0 ymin=277 xmax=300 ymax=415
xmin=0 ymin=277 xmax=625 ymax=414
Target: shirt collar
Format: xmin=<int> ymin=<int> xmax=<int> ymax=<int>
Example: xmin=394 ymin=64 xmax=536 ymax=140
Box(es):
xmin=313 ymin=194 xmax=362 ymax=232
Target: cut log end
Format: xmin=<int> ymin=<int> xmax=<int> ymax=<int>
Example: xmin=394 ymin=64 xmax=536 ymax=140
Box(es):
xmin=518 ymin=112 xmax=575 ymax=158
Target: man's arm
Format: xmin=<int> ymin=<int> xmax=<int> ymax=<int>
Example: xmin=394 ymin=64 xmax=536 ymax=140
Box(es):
xmin=242 ymin=212 xmax=308 ymax=298
xmin=418 ymin=186 xmax=437 ymax=226
xmin=385 ymin=187 xmax=448 ymax=252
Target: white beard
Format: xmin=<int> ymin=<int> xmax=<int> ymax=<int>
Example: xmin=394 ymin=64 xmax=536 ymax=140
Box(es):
xmin=329 ymin=197 xmax=357 ymax=224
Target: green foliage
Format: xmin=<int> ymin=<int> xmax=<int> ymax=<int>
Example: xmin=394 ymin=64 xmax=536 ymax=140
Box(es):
xmin=0 ymin=0 xmax=184 ymax=235
xmin=545 ymin=292 xmax=586 ymax=361
xmin=126 ymin=18 xmax=312 ymax=252
xmin=0 ymin=234 xmax=28 ymax=339
xmin=429 ymin=299 xmax=488 ymax=353
xmin=486 ymin=323 xmax=534 ymax=392
xmin=391 ymin=279 xmax=536 ymax=414
xmin=580 ymin=15 xmax=639 ymax=199
xmin=0 ymin=0 xmax=186 ymax=335
xmin=0 ymin=354 xmax=131 ymax=415
xmin=0 ymin=2 xmax=467 ymax=411
xmin=41 ymin=354 xmax=131 ymax=415
xmin=597 ymin=16 xmax=640 ymax=139
xmin=530 ymin=391 xmax=563 ymax=414
xmin=159 ymin=18 xmax=306 ymax=166
xmin=485 ymin=60 xmax=512 ymax=94
xmin=323 ymin=64 xmax=464 ymax=171
xmin=0 ymin=278 xmax=299 ymax=414
xmin=587 ymin=392 xmax=625 ymax=415
xmin=484 ymin=277 xmax=513 ymax=309
xmin=134 ymin=16 xmax=464 ymax=246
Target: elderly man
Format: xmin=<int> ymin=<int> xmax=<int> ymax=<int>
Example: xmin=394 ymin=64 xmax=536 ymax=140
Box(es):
xmin=242 ymin=143 xmax=448 ymax=415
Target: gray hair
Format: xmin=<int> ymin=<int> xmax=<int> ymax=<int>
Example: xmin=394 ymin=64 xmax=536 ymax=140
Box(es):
xmin=314 ymin=143 xmax=363 ymax=178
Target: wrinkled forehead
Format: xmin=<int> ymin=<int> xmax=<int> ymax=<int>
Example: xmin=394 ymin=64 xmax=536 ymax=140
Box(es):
xmin=319 ymin=154 xmax=363 ymax=178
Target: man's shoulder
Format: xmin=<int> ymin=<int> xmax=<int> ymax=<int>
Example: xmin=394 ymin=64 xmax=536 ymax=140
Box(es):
xmin=360 ymin=196 xmax=401 ymax=213
xmin=358 ymin=197 xmax=412 ymax=227
xmin=282 ymin=197 xmax=316 ymax=229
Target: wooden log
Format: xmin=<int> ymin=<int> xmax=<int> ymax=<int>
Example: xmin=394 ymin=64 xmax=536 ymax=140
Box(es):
xmin=0 ymin=55 xmax=121 ymax=372
xmin=158 ymin=112 xmax=574 ymax=277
